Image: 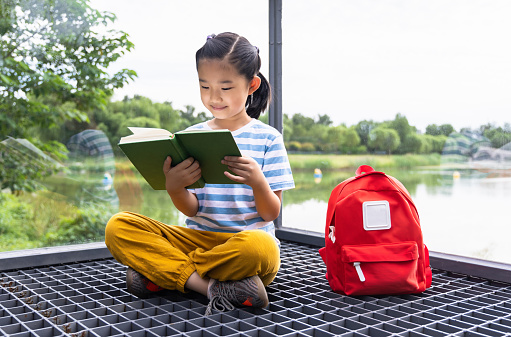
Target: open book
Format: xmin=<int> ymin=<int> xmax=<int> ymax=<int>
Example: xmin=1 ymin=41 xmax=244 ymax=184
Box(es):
xmin=118 ymin=127 xmax=242 ymax=189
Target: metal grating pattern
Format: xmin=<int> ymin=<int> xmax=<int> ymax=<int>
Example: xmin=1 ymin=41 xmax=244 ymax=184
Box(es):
xmin=1 ymin=241 xmax=511 ymax=337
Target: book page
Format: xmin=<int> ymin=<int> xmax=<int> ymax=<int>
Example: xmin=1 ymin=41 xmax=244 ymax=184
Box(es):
xmin=176 ymin=129 xmax=229 ymax=134
xmin=119 ymin=127 xmax=172 ymax=144
xmin=128 ymin=127 xmax=171 ymax=135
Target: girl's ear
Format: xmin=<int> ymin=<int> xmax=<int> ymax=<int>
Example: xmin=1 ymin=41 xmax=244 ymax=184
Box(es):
xmin=248 ymin=76 xmax=261 ymax=95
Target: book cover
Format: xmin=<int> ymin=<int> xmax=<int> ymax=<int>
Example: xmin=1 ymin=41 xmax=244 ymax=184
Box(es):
xmin=118 ymin=127 xmax=242 ymax=190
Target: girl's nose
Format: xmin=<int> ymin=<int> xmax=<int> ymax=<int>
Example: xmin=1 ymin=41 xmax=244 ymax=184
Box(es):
xmin=210 ymin=89 xmax=222 ymax=102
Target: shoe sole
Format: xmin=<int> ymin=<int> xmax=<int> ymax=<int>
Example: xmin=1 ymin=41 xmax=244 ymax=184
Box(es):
xmin=251 ymin=275 xmax=269 ymax=308
xmin=126 ymin=267 xmax=150 ymax=299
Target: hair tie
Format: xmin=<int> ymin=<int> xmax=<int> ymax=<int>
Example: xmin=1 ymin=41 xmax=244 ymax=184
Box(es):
xmin=254 ymin=46 xmax=259 ymax=54
xmin=207 ymin=34 xmax=216 ymax=40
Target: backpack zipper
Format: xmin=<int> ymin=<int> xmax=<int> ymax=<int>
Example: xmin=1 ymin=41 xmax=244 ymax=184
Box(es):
xmin=353 ymin=262 xmax=366 ymax=282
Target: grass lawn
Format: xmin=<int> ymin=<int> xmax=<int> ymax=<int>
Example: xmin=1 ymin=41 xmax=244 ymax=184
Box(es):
xmin=288 ymin=153 xmax=441 ymax=171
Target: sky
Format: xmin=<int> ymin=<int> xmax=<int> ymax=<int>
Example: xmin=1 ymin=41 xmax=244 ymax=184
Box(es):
xmin=90 ymin=0 xmax=511 ymax=132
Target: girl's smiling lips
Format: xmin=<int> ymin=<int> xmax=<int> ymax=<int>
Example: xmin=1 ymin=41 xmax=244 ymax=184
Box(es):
xmin=211 ymin=105 xmax=227 ymax=110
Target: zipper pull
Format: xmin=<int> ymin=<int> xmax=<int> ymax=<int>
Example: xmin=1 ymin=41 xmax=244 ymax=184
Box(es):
xmin=353 ymin=262 xmax=366 ymax=282
xmin=328 ymin=226 xmax=336 ymax=243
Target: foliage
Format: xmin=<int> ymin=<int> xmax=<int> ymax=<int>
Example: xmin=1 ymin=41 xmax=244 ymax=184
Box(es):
xmin=0 ymin=193 xmax=35 ymax=242
xmin=0 ymin=138 xmax=67 ymax=193
xmin=288 ymin=153 xmax=441 ymax=171
xmin=480 ymin=123 xmax=511 ymax=148
xmin=385 ymin=113 xmax=416 ymax=154
xmin=37 ymin=96 xmax=209 ymax=156
xmin=426 ymin=124 xmax=455 ymax=137
xmin=0 ymin=191 xmax=114 ymax=251
xmin=286 ymin=141 xmax=302 ymax=152
xmin=368 ymin=127 xmax=401 ymax=154
xmin=43 ymin=202 xmax=111 ymax=245
xmin=0 ymin=0 xmax=136 ymax=191
xmin=355 ymin=120 xmax=379 ymax=147
xmin=281 ymin=112 xmax=452 ymax=155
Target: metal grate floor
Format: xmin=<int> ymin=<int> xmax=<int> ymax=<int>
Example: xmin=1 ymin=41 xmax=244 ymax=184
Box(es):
xmin=1 ymin=241 xmax=511 ymax=337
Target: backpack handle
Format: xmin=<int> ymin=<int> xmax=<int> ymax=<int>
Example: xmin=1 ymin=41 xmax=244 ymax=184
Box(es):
xmin=356 ymin=165 xmax=375 ymax=176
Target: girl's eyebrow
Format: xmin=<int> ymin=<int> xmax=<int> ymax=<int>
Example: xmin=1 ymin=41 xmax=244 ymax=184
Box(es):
xmin=199 ymin=79 xmax=233 ymax=84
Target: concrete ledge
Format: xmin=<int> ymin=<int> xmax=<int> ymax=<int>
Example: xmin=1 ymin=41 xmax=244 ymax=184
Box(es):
xmin=0 ymin=242 xmax=112 ymax=272
xmin=429 ymin=251 xmax=511 ymax=284
xmin=276 ymin=227 xmax=324 ymax=247
xmin=276 ymin=227 xmax=511 ymax=283
xmin=1 ymin=233 xmax=510 ymax=285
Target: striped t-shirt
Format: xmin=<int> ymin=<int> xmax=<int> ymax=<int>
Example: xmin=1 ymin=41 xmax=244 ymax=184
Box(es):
xmin=184 ymin=119 xmax=295 ymax=236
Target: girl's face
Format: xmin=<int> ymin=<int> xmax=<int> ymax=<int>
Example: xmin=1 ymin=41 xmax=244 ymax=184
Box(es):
xmin=198 ymin=58 xmax=259 ymax=129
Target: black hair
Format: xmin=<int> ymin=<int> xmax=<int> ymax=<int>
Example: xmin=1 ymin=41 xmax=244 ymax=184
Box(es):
xmin=195 ymin=32 xmax=271 ymax=119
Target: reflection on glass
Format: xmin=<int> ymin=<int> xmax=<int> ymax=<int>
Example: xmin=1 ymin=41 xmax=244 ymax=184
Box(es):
xmin=281 ymin=143 xmax=511 ymax=264
xmin=279 ymin=1 xmax=510 ymax=264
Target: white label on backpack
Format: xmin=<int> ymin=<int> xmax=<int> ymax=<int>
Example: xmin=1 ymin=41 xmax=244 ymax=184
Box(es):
xmin=362 ymin=200 xmax=391 ymax=231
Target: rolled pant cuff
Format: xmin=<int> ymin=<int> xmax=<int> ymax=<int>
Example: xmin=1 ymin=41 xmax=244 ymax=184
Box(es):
xmin=176 ymin=261 xmax=197 ymax=293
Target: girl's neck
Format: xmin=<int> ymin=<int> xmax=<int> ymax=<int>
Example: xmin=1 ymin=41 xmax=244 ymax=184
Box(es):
xmin=208 ymin=114 xmax=252 ymax=131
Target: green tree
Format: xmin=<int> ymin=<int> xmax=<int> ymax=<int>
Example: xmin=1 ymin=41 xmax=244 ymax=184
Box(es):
xmin=1 ymin=0 xmax=136 ymax=191
xmin=439 ymin=124 xmax=455 ymax=136
xmin=389 ymin=113 xmax=413 ymax=141
xmin=426 ymin=124 xmax=454 ymax=137
xmin=317 ymin=114 xmax=333 ymax=126
xmin=323 ymin=126 xmax=344 ymax=152
xmin=387 ymin=113 xmax=417 ymax=154
xmin=282 ymin=113 xmax=293 ymax=142
xmin=290 ymin=114 xmax=315 ymax=143
xmin=368 ymin=127 xmax=400 ymax=154
xmin=401 ymin=133 xmax=422 ymax=154
xmin=426 ymin=124 xmax=441 ymax=136
xmin=180 ymin=105 xmax=208 ymax=128
xmin=481 ymin=124 xmax=511 ymax=148
xmin=355 ymin=120 xmax=379 ymax=148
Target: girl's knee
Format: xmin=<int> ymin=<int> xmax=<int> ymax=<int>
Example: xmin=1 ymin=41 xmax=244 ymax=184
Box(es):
xmin=104 ymin=211 xmax=132 ymax=245
xmin=237 ymin=230 xmax=280 ymax=263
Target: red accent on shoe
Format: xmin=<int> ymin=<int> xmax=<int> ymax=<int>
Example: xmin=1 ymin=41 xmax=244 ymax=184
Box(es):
xmin=146 ymin=281 xmax=163 ymax=292
xmin=242 ymin=298 xmax=253 ymax=307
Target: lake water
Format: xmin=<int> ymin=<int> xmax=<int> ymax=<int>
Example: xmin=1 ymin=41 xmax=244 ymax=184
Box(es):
xmin=283 ymin=168 xmax=511 ymax=265
xmin=116 ymin=166 xmax=511 ymax=265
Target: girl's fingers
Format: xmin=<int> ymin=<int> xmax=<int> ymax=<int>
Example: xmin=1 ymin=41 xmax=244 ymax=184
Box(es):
xmin=163 ymin=156 xmax=172 ymax=172
xmin=224 ymin=171 xmax=244 ymax=182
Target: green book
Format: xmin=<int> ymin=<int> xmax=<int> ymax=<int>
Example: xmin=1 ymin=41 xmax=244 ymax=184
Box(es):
xmin=118 ymin=127 xmax=242 ymax=190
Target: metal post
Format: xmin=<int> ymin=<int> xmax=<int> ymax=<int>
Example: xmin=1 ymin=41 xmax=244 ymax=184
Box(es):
xmin=269 ymin=0 xmax=283 ymax=228
xmin=269 ymin=0 xmax=283 ymax=134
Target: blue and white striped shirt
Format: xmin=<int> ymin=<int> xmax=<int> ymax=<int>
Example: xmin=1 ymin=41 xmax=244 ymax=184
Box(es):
xmin=184 ymin=119 xmax=295 ymax=237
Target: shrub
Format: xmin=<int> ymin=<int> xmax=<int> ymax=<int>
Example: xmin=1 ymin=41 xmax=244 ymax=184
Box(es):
xmin=301 ymin=142 xmax=316 ymax=152
xmin=286 ymin=141 xmax=302 ymax=151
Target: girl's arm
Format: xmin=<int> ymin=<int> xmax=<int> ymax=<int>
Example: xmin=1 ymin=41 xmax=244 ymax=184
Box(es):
xmin=163 ymin=156 xmax=200 ymax=217
xmin=222 ymin=155 xmax=282 ymax=221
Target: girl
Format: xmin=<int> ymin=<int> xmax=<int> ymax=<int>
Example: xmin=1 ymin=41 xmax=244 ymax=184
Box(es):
xmin=105 ymin=32 xmax=294 ymax=314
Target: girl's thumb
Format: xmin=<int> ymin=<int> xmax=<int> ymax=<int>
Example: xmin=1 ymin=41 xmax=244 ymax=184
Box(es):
xmin=163 ymin=156 xmax=172 ymax=172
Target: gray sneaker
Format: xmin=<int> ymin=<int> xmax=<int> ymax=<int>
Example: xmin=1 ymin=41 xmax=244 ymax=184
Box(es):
xmin=205 ymin=275 xmax=269 ymax=315
xmin=126 ymin=267 xmax=163 ymax=299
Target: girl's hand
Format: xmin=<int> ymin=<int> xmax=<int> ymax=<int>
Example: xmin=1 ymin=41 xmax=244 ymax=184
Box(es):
xmin=163 ymin=156 xmax=201 ymax=194
xmin=223 ymin=155 xmax=282 ymax=221
xmin=162 ymin=156 xmax=200 ymax=217
xmin=222 ymin=155 xmax=266 ymax=188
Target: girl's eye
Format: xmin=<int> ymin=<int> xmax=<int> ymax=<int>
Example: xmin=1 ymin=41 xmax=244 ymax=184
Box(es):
xmin=222 ymin=87 xmax=233 ymax=91
xmin=201 ymin=86 xmax=209 ymax=90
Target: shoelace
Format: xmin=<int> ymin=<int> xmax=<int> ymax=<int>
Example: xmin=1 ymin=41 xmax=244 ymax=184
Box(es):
xmin=205 ymin=280 xmax=241 ymax=315
xmin=205 ymin=295 xmax=235 ymax=316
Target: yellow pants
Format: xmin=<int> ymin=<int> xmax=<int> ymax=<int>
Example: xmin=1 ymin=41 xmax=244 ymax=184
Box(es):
xmin=105 ymin=212 xmax=280 ymax=293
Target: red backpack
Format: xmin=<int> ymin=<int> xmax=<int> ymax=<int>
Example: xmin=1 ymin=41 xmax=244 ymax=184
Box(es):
xmin=318 ymin=165 xmax=432 ymax=296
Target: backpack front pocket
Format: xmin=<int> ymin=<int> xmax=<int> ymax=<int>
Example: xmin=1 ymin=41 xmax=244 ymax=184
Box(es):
xmin=341 ymin=242 xmax=420 ymax=296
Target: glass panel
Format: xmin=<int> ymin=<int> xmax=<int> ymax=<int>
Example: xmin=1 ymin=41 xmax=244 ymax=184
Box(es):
xmin=0 ymin=1 xmax=268 ymax=251
xmin=281 ymin=1 xmax=511 ymax=264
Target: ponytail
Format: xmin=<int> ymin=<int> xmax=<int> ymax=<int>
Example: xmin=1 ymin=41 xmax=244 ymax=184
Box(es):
xmin=246 ymin=72 xmax=271 ymax=119
xmin=196 ymin=32 xmax=272 ymax=120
